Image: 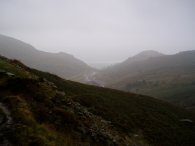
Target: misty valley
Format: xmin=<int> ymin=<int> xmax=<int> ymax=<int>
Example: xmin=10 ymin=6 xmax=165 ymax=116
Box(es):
xmin=0 ymin=34 xmax=195 ymax=146
xmin=0 ymin=0 xmax=195 ymax=145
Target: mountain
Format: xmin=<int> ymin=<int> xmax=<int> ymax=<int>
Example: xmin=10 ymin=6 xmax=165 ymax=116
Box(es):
xmin=94 ymin=50 xmax=165 ymax=83
xmin=124 ymin=50 xmax=164 ymax=64
xmin=0 ymin=34 xmax=94 ymax=82
xmin=0 ymin=55 xmax=195 ymax=146
xmin=96 ymin=50 xmax=195 ymax=109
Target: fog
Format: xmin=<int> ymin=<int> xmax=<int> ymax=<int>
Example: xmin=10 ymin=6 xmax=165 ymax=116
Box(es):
xmin=0 ymin=0 xmax=195 ymax=64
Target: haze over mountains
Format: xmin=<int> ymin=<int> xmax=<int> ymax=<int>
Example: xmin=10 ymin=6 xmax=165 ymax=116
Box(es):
xmin=0 ymin=33 xmax=195 ymax=146
xmin=95 ymin=50 xmax=195 ymax=109
xmin=1 ymin=34 xmax=195 ymax=110
xmin=0 ymin=34 xmax=94 ymax=82
xmin=1 ymin=0 xmax=195 ymax=145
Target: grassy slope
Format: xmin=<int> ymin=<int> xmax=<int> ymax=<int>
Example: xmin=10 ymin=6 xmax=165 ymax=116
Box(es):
xmin=0 ymin=57 xmax=32 ymax=78
xmin=98 ymin=51 xmax=195 ymax=109
xmin=110 ymin=69 xmax=195 ymax=109
xmin=0 ymin=56 xmax=195 ymax=146
xmin=31 ymin=64 xmax=195 ymax=146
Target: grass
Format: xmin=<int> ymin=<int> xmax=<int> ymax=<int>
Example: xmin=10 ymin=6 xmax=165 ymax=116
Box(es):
xmin=30 ymin=68 xmax=195 ymax=146
xmin=0 ymin=56 xmax=195 ymax=146
xmin=0 ymin=57 xmax=32 ymax=78
xmin=109 ymin=68 xmax=195 ymax=110
xmin=131 ymin=80 xmax=195 ymax=109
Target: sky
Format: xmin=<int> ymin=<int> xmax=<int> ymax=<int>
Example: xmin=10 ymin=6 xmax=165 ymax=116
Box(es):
xmin=0 ymin=0 xmax=195 ymax=64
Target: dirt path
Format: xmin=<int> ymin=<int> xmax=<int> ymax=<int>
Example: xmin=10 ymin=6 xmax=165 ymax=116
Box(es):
xmin=0 ymin=103 xmax=12 ymax=126
xmin=0 ymin=102 xmax=12 ymax=146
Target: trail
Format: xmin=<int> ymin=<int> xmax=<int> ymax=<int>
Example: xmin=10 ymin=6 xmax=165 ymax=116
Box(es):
xmin=0 ymin=102 xmax=12 ymax=146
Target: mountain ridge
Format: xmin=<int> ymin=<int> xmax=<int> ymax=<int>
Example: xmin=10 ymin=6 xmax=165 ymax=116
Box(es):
xmin=0 ymin=34 xmax=94 ymax=82
xmin=124 ymin=50 xmax=164 ymax=64
xmin=95 ymin=50 xmax=195 ymax=109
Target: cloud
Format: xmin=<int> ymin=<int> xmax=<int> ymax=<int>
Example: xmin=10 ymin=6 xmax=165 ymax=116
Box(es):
xmin=0 ymin=0 xmax=195 ymax=62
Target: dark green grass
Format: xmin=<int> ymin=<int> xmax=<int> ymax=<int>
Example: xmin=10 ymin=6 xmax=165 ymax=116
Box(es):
xmin=0 ymin=57 xmax=195 ymax=146
xmin=31 ymin=69 xmax=195 ymax=146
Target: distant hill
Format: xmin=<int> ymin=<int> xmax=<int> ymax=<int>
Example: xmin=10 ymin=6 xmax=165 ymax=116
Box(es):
xmin=96 ymin=50 xmax=195 ymax=109
xmin=0 ymin=34 xmax=94 ymax=82
xmin=124 ymin=50 xmax=164 ymax=64
xmin=0 ymin=55 xmax=195 ymax=146
xmin=95 ymin=50 xmax=165 ymax=83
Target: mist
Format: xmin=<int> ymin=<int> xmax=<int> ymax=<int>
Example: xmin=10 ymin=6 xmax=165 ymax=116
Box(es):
xmin=0 ymin=0 xmax=195 ymax=64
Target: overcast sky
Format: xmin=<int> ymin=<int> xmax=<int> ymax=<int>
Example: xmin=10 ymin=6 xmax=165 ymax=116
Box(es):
xmin=0 ymin=0 xmax=195 ymax=63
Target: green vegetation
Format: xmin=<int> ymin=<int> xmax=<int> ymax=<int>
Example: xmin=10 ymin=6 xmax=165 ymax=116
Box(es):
xmin=0 ymin=56 xmax=32 ymax=78
xmin=117 ymin=71 xmax=195 ymax=110
xmin=98 ymin=51 xmax=195 ymax=110
xmin=0 ymin=56 xmax=195 ymax=146
xmin=135 ymin=82 xmax=195 ymax=109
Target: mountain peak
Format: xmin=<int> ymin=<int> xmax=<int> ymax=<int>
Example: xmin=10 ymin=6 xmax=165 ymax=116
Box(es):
xmin=56 ymin=51 xmax=74 ymax=58
xmin=134 ymin=50 xmax=164 ymax=58
xmin=125 ymin=50 xmax=164 ymax=63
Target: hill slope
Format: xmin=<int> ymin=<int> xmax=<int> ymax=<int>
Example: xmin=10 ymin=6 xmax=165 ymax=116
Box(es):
xmin=96 ymin=50 xmax=195 ymax=109
xmin=0 ymin=55 xmax=195 ymax=146
xmin=0 ymin=34 xmax=94 ymax=82
xmin=123 ymin=50 xmax=164 ymax=64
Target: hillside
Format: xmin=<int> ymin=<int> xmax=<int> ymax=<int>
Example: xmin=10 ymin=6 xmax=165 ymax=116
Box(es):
xmin=96 ymin=50 xmax=195 ymax=109
xmin=124 ymin=50 xmax=164 ymax=64
xmin=0 ymin=34 xmax=94 ymax=82
xmin=0 ymin=56 xmax=195 ymax=146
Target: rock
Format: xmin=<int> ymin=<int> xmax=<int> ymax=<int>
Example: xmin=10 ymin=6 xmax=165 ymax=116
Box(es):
xmin=56 ymin=90 xmax=66 ymax=96
xmin=134 ymin=134 xmax=139 ymax=137
xmin=180 ymin=119 xmax=193 ymax=123
xmin=6 ymin=72 xmax=15 ymax=77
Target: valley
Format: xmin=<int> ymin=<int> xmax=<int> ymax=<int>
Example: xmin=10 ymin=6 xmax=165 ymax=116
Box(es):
xmin=1 ymin=1 xmax=195 ymax=145
xmin=0 ymin=34 xmax=195 ymax=145
xmin=0 ymin=54 xmax=195 ymax=146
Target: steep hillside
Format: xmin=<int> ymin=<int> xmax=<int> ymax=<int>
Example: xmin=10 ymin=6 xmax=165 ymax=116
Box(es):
xmin=0 ymin=56 xmax=195 ymax=146
xmin=0 ymin=34 xmax=94 ymax=82
xmin=96 ymin=50 xmax=195 ymax=109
